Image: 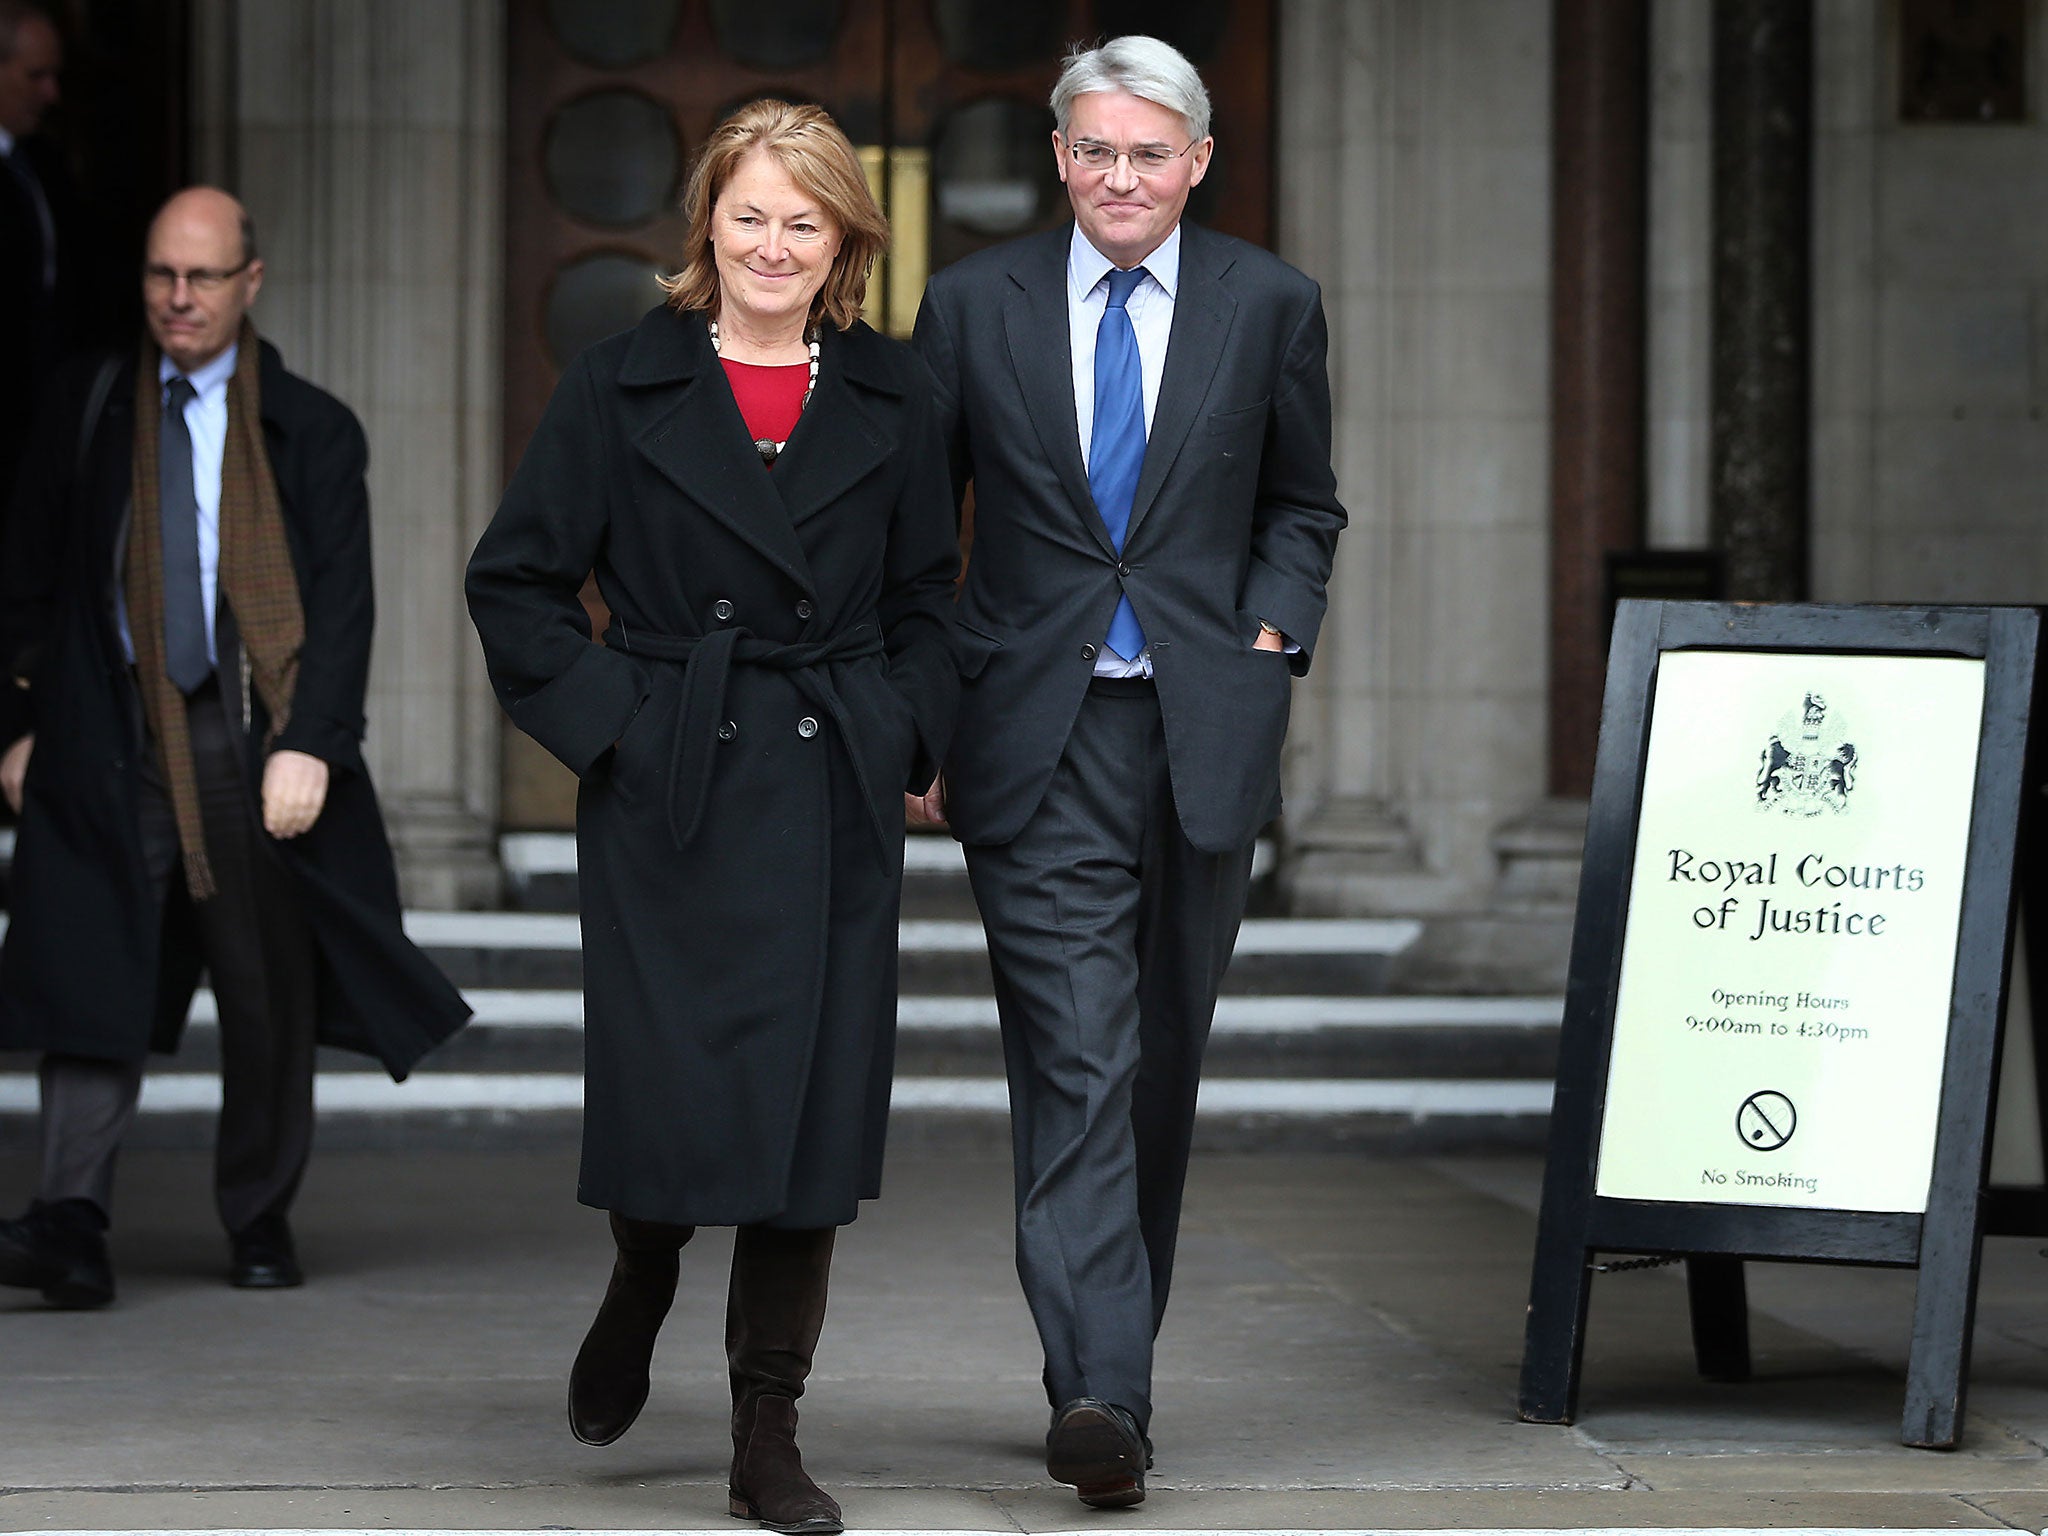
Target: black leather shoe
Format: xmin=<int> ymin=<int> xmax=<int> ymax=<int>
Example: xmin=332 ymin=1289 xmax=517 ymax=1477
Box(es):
xmin=0 ymin=1200 xmax=114 ymax=1309
xmin=1046 ymin=1397 xmax=1147 ymax=1508
xmin=228 ymin=1215 xmax=304 ymax=1289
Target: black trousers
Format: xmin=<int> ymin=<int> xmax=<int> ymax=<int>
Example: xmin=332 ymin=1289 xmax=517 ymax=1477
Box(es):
xmin=37 ymin=677 xmax=318 ymax=1235
xmin=963 ymin=681 xmax=1256 ymax=1432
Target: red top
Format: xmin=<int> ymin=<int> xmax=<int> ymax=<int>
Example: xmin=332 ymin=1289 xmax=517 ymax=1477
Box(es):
xmin=721 ymin=358 xmax=810 ymax=449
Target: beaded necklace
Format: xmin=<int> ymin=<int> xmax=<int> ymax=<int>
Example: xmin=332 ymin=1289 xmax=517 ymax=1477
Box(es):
xmin=709 ymin=317 xmax=821 ymax=466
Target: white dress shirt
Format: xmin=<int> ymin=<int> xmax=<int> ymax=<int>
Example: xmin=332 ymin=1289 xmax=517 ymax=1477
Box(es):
xmin=119 ymin=342 xmax=237 ymax=667
xmin=1069 ymin=224 xmax=1180 ymax=678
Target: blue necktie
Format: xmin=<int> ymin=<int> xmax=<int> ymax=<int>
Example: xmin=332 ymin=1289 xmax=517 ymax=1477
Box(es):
xmin=1089 ymin=266 xmax=1148 ymax=662
xmin=160 ymin=376 xmax=212 ymax=694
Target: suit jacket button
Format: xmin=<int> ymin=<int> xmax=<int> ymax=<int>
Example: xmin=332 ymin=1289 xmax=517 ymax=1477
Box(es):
xmin=712 ymin=598 xmax=735 ymax=622
xmin=1080 ymin=643 xmax=1098 ymax=661
xmin=717 ymin=721 xmax=737 ymax=742
xmin=1116 ymin=562 xmax=1131 ymax=577
xmin=795 ymin=599 xmax=814 ymax=620
xmin=797 ymin=716 xmax=819 ymax=739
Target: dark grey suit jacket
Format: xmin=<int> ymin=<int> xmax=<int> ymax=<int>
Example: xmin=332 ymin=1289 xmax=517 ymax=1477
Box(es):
xmin=914 ymin=221 xmax=1347 ymax=854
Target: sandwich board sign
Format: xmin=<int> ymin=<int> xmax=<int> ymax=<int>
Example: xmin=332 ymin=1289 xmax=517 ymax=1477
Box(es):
xmin=1519 ymin=600 xmax=2044 ymax=1449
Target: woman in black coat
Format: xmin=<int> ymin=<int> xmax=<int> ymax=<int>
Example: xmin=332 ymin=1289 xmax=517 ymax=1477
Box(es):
xmin=466 ymin=101 xmax=958 ymax=1533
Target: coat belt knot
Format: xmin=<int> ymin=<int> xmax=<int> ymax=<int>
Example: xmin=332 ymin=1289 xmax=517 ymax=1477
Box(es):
xmin=605 ymin=622 xmax=892 ymax=859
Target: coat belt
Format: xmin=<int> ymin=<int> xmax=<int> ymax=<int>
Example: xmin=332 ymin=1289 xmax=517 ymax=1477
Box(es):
xmin=604 ymin=623 xmax=892 ymax=859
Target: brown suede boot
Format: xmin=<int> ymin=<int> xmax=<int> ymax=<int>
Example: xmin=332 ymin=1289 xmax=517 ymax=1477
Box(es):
xmin=725 ymin=1225 xmax=841 ymax=1534
xmin=567 ymin=1211 xmax=693 ymax=1445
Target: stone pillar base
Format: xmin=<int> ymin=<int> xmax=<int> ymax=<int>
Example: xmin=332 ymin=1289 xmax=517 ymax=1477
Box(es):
xmin=387 ymin=802 xmax=501 ymax=911
xmin=1282 ymin=797 xmax=1470 ymax=917
xmin=1369 ymin=800 xmax=1587 ymax=995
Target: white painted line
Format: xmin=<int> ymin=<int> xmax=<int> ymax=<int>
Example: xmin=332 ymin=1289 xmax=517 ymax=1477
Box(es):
xmin=1 ymin=1529 xmax=1978 ymax=1536
xmin=0 ymin=1075 xmax=1552 ymax=1120
xmin=520 ymin=833 xmax=1280 ymax=880
xmin=395 ymin=911 xmax=1414 ymax=956
xmin=894 ymin=995 xmax=1562 ymax=1032
xmin=401 ymin=909 xmax=583 ymax=947
xmin=498 ymin=831 xmax=578 ymax=877
xmin=165 ymin=991 xmax=1570 ymax=1038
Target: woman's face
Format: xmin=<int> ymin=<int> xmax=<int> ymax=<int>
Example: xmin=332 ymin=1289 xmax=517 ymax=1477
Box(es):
xmin=711 ymin=148 xmax=841 ymax=334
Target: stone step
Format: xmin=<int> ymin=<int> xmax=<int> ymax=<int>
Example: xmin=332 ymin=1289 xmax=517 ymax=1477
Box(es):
xmin=401 ymin=910 xmax=1419 ymax=995
xmin=501 ymin=830 xmax=1286 ymax=919
xmin=81 ymin=989 xmax=1563 ymax=1081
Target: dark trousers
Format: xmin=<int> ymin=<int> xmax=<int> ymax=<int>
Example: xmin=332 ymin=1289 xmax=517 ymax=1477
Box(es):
xmin=964 ymin=681 xmax=1255 ymax=1431
xmin=37 ymin=678 xmax=318 ymax=1235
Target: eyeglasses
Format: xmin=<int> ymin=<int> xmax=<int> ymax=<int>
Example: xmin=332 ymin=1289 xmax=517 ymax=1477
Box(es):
xmin=143 ymin=259 xmax=253 ymax=294
xmin=1066 ymin=139 xmax=1198 ymax=176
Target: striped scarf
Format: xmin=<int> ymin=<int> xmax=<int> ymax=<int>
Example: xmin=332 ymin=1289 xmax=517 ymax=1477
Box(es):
xmin=126 ymin=319 xmax=305 ymax=899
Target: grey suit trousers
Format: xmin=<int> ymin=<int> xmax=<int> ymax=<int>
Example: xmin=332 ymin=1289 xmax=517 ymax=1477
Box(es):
xmin=964 ymin=679 xmax=1254 ymax=1431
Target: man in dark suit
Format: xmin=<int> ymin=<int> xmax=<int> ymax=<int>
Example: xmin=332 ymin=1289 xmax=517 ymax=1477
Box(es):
xmin=912 ymin=35 xmax=1346 ymax=1509
xmin=0 ymin=187 xmax=469 ymax=1309
xmin=0 ymin=0 xmax=74 ymax=498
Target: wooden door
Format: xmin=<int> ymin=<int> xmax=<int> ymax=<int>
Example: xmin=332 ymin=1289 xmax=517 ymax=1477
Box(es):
xmin=502 ymin=0 xmax=1273 ymax=828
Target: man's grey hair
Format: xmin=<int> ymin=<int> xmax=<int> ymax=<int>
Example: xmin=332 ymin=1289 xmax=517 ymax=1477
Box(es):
xmin=0 ymin=0 xmax=55 ymax=62
xmin=1050 ymin=36 xmax=1212 ymax=145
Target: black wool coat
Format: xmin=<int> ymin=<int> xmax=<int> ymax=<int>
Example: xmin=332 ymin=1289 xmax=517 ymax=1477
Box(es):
xmin=466 ymin=308 xmax=959 ymax=1229
xmin=0 ymin=344 xmax=472 ymax=1074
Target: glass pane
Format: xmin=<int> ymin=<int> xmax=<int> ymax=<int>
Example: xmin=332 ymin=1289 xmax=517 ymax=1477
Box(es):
xmin=545 ymin=0 xmax=681 ymax=70
xmin=546 ymin=254 xmax=669 ymax=368
xmin=934 ymin=97 xmax=1060 ymax=237
xmin=544 ymin=91 xmax=682 ymax=229
xmin=1093 ymin=0 xmax=1229 ymax=63
xmin=709 ymin=0 xmax=843 ymax=71
xmin=931 ymin=0 xmax=1063 ymax=73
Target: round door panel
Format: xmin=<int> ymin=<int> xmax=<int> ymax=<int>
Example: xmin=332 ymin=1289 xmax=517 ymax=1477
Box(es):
xmin=544 ymin=90 xmax=683 ymax=228
xmin=546 ymin=253 xmax=671 ymax=369
xmin=1093 ymin=0 xmax=1229 ymax=62
xmin=709 ymin=0 xmax=844 ymax=71
xmin=934 ymin=97 xmax=1061 ymax=239
xmin=931 ymin=0 xmax=1063 ymax=74
xmin=545 ymin=0 xmax=681 ymax=69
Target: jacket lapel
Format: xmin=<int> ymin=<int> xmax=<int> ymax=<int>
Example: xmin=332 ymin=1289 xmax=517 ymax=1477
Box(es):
xmin=772 ymin=325 xmax=895 ymax=527
xmin=620 ymin=307 xmax=816 ymax=594
xmin=1125 ymin=225 xmax=1238 ymax=545
xmin=1001 ymin=228 xmax=1114 ymax=559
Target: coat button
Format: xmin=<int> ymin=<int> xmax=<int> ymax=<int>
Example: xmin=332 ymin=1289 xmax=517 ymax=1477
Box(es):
xmin=797 ymin=716 xmax=819 ymax=739
xmin=716 ymin=721 xmax=737 ymax=742
xmin=1117 ymin=562 xmax=1131 ymax=577
xmin=712 ymin=598 xmax=735 ymax=622
xmin=1080 ymin=643 xmax=1098 ymax=661
xmin=795 ymin=599 xmax=814 ymax=620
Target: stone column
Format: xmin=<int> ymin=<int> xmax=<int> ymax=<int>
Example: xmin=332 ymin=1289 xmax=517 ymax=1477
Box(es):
xmin=1546 ymin=0 xmax=1648 ymax=798
xmin=189 ymin=0 xmax=504 ymax=907
xmin=1278 ymin=0 xmax=1555 ymax=928
xmin=1710 ymin=0 xmax=1813 ymax=601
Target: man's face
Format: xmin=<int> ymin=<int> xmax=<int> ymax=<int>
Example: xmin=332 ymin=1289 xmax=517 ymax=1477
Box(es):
xmin=1053 ymin=90 xmax=1211 ymax=269
xmin=144 ymin=196 xmax=264 ymax=372
xmin=0 ymin=15 xmax=62 ymax=139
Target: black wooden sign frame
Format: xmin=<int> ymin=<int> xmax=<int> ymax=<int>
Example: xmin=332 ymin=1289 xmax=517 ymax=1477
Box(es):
xmin=1519 ymin=600 xmax=2044 ymax=1450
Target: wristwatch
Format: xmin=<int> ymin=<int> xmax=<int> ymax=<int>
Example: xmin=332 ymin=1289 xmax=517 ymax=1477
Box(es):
xmin=1257 ymin=620 xmax=1283 ymax=637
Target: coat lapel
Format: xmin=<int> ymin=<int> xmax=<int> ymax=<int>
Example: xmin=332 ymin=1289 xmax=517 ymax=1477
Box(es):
xmin=1126 ymin=225 xmax=1238 ymax=545
xmin=771 ymin=325 xmax=895 ymax=527
xmin=620 ymin=307 xmax=816 ymax=594
xmin=1001 ymin=229 xmax=1114 ymax=559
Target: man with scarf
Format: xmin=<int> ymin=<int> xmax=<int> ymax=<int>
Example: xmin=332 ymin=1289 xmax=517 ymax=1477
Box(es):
xmin=0 ymin=187 xmax=469 ymax=1307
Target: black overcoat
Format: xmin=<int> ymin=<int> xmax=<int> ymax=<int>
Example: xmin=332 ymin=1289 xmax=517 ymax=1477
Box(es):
xmin=0 ymin=344 xmax=472 ymax=1074
xmin=466 ymin=308 xmax=959 ymax=1229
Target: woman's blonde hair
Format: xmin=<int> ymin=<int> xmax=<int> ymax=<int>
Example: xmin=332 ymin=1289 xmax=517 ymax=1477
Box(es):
xmin=661 ymin=99 xmax=888 ymax=332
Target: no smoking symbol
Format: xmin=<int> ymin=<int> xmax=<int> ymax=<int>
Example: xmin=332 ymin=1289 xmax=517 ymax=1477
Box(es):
xmin=1737 ymin=1090 xmax=1796 ymax=1152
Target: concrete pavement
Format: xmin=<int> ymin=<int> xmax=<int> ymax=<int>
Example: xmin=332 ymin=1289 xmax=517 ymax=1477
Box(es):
xmin=4 ymin=1147 xmax=2048 ymax=1531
